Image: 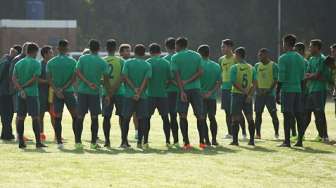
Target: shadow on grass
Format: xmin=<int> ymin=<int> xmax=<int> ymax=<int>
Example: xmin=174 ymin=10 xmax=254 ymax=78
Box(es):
xmin=291 ymin=146 xmax=334 ymax=154
xmin=22 ymin=148 xmax=50 ymax=153
xmin=239 ymin=145 xmax=278 ymax=153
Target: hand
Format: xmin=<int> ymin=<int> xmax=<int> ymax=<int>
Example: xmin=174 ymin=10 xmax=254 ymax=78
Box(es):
xmin=180 ymin=91 xmax=188 ymax=102
xmin=203 ymin=92 xmax=212 ymax=99
xmin=104 ymin=96 xmax=111 ymax=105
xmin=181 ymin=80 xmax=187 ymax=86
xmin=305 ymin=73 xmax=313 ymax=80
xmin=134 ymin=88 xmax=139 ymax=94
xmin=133 ymin=94 xmax=140 ymax=101
xmin=19 ymin=90 xmax=26 ymax=99
xmin=88 ymin=82 xmax=97 ymax=90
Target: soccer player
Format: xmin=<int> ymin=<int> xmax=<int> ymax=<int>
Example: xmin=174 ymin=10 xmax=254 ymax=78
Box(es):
xmin=101 ymin=39 xmax=125 ymax=147
xmin=47 ymin=40 xmax=78 ymax=149
xmin=171 ymin=37 xmax=207 ymax=150
xmin=39 ymin=45 xmax=55 ymax=142
xmin=277 ymin=34 xmax=305 ymax=147
xmin=12 ymin=43 xmax=47 ymax=149
xmin=254 ymin=48 xmax=279 ymax=139
xmin=198 ymin=45 xmax=221 ymax=146
xmin=146 ymin=43 xmax=171 ymax=146
xmin=219 ymin=39 xmax=247 ymax=140
xmin=0 ymin=45 xmax=21 ymax=140
xmin=304 ymin=39 xmax=331 ymax=142
xmin=119 ymin=44 xmax=139 ymax=139
xmin=229 ymin=47 xmax=256 ymax=146
xmin=121 ymin=44 xmax=151 ymax=149
xmin=76 ymin=39 xmax=110 ymax=149
xmin=163 ymin=37 xmax=179 ymax=145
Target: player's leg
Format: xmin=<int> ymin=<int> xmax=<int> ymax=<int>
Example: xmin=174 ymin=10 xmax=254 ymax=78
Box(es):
xmin=254 ymin=95 xmax=265 ymax=139
xmin=102 ymin=95 xmax=113 ymax=147
xmin=279 ymin=92 xmax=294 ymax=147
xmin=266 ymin=95 xmax=279 ymax=138
xmin=28 ymin=96 xmax=46 ymax=148
xmin=53 ymin=95 xmax=65 ymax=147
xmin=0 ymin=94 xmax=15 ymax=140
xmin=293 ymin=93 xmax=305 ymax=147
xmin=202 ymin=99 xmax=211 ymax=145
xmin=168 ymin=91 xmax=179 ymax=144
xmin=229 ymin=93 xmax=243 ymax=146
xmin=136 ymin=99 xmax=149 ymax=148
xmin=207 ymin=98 xmax=218 ymax=145
xmin=75 ymin=93 xmax=88 ymax=148
xmin=88 ymin=94 xmax=102 ymax=149
xmin=243 ymin=96 xmax=255 ymax=146
xmin=190 ymin=89 xmax=207 ymax=149
xmin=239 ymin=114 xmax=247 ymax=138
xmin=222 ymin=89 xmax=232 ymax=138
xmin=158 ymin=97 xmax=170 ymax=145
xmin=64 ymin=92 xmax=78 ymax=146
xmin=16 ymin=96 xmax=27 ymax=148
xmin=177 ymin=91 xmax=190 ymax=149
xmin=121 ymin=97 xmax=135 ymax=148
xmin=132 ymin=113 xmax=138 ymax=139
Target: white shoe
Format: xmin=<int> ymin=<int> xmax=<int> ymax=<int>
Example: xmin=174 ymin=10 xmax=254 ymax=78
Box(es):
xmin=57 ymin=143 xmax=64 ymax=149
xmin=224 ymin=134 xmax=232 ymax=139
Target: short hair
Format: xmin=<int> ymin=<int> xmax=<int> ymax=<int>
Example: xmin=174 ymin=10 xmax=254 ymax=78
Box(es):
xmin=283 ymin=34 xmax=296 ymax=48
xmin=58 ymin=39 xmax=69 ymax=48
xmin=331 ymin=43 xmax=336 ymax=50
xmin=176 ymin=37 xmax=188 ymax=48
xmin=27 ymin=43 xmax=39 ymax=54
xmin=294 ymin=42 xmax=305 ymax=52
xmin=310 ymin=39 xmax=322 ymax=50
xmin=197 ymin=45 xmax=210 ymax=57
xmin=134 ymin=44 xmax=146 ymax=56
xmin=106 ymin=39 xmax=117 ymax=52
xmin=40 ymin=45 xmax=52 ymax=58
xmin=165 ymin=37 xmax=176 ymax=50
xmin=235 ymin=47 xmax=246 ymax=58
xmin=119 ymin=44 xmax=131 ymax=53
xmin=13 ymin=45 xmax=22 ymax=54
xmin=89 ymin=39 xmax=100 ymax=52
xmin=259 ymin=48 xmax=269 ymax=54
xmin=222 ymin=39 xmax=234 ymax=47
xmin=149 ymin=43 xmax=161 ymax=54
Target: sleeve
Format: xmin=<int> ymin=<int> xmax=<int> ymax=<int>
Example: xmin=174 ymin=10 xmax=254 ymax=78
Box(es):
xmin=34 ymin=61 xmax=41 ymax=77
xmin=278 ymin=56 xmax=286 ymax=82
xmin=230 ymin=66 xmax=237 ymax=84
xmin=146 ymin=64 xmax=152 ymax=79
xmin=101 ymin=59 xmax=109 ymax=75
xmin=273 ymin=63 xmax=279 ymax=81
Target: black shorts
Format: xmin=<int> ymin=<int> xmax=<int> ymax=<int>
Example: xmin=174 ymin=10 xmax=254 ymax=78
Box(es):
xmin=221 ymin=89 xmax=231 ymax=113
xmin=121 ymin=97 xmax=149 ymax=118
xmin=77 ymin=93 xmax=101 ymax=116
xmin=39 ymin=91 xmax=49 ymax=113
xmin=148 ymin=97 xmax=169 ymax=116
xmin=203 ymin=98 xmax=217 ymax=116
xmin=177 ymin=89 xmax=204 ymax=117
xmin=102 ymin=95 xmax=124 ymax=117
xmin=305 ymin=91 xmax=327 ymax=112
xmin=16 ymin=96 xmax=40 ymax=117
xmin=168 ymin=91 xmax=178 ymax=114
xmin=230 ymin=93 xmax=252 ymax=116
xmin=254 ymin=94 xmax=277 ymax=113
xmin=54 ymin=92 xmax=77 ymax=115
xmin=281 ymin=92 xmax=303 ymax=114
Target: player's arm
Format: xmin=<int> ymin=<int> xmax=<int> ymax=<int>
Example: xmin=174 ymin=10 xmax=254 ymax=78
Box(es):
xmin=183 ymin=67 xmax=203 ymax=85
xmin=22 ymin=63 xmax=40 ymax=88
xmin=76 ymin=69 xmax=96 ymax=90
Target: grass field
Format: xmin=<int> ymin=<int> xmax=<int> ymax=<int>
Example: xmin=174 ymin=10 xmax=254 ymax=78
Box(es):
xmin=0 ymin=102 xmax=336 ymax=188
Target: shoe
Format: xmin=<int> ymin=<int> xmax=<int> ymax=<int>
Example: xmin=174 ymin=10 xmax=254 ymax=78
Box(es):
xmin=126 ymin=141 xmax=131 ymax=148
xmin=314 ymin=136 xmax=322 ymax=142
xmin=229 ymin=142 xmax=239 ymax=146
xmin=40 ymin=133 xmax=46 ymax=142
xmin=242 ymin=134 xmax=248 ymax=141
xmin=278 ymin=142 xmax=291 ymax=147
xmin=255 ymin=134 xmax=261 ymax=139
xmin=136 ymin=143 xmax=143 ymax=149
xmin=19 ymin=142 xmax=27 ymax=149
xmin=274 ymin=134 xmax=280 ymax=140
xmin=224 ymin=134 xmax=232 ymax=139
xmin=57 ymin=143 xmax=64 ymax=149
xmin=182 ymin=144 xmax=192 ymax=150
xmin=205 ymin=141 xmax=211 ymax=146
xmin=212 ymin=140 xmax=219 ymax=146
xmin=75 ymin=143 xmax=84 ymax=150
xmin=248 ymin=140 xmax=255 ymax=146
xmin=143 ymin=143 xmax=149 ymax=149
xmin=104 ymin=142 xmax=111 ymax=148
xmin=294 ymin=142 xmax=303 ymax=147
xmin=90 ymin=143 xmax=101 ymax=149
xmin=119 ymin=143 xmax=128 ymax=149
xmin=36 ymin=143 xmax=48 ymax=148
xmin=322 ymin=137 xmax=330 ymax=143
xmin=199 ymin=143 xmax=207 ymax=149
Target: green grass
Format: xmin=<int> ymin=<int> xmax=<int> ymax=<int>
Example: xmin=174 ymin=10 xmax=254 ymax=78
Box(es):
xmin=1 ymin=103 xmax=336 ymax=188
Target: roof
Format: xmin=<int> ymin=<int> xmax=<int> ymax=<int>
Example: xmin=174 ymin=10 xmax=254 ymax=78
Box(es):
xmin=0 ymin=19 xmax=77 ymax=28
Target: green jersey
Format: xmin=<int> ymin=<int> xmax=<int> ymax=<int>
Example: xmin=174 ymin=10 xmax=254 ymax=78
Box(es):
xmin=13 ymin=56 xmax=41 ymax=96
xmin=171 ymin=49 xmax=202 ymax=90
xmin=254 ymin=61 xmax=278 ymax=95
xmin=230 ymin=61 xmax=256 ymax=94
xmin=278 ymin=51 xmax=305 ymax=93
xmin=306 ymin=54 xmax=331 ymax=93
xmin=146 ymin=56 xmax=171 ymax=97
xmin=47 ymin=54 xmax=76 ymax=92
xmin=76 ymin=54 xmax=109 ymax=95
xmin=200 ymin=59 xmax=221 ymax=99
xmin=164 ymin=53 xmax=179 ymax=92
xmin=102 ymin=55 xmax=125 ymax=96
xmin=122 ymin=57 xmax=152 ymax=99
xmin=219 ymin=55 xmax=236 ymax=90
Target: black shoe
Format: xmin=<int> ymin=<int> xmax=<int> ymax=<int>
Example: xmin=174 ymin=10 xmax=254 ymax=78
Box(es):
xmin=104 ymin=142 xmax=111 ymax=148
xmin=137 ymin=143 xmax=143 ymax=149
xmin=294 ymin=142 xmax=303 ymax=147
xmin=205 ymin=141 xmax=211 ymax=146
xmin=36 ymin=143 xmax=48 ymax=148
xmin=229 ymin=142 xmax=239 ymax=146
xmin=126 ymin=141 xmax=131 ymax=148
xmin=248 ymin=140 xmax=255 ymax=146
xmin=212 ymin=140 xmax=219 ymax=146
xmin=19 ymin=142 xmax=27 ymax=149
xmin=119 ymin=143 xmax=128 ymax=148
xmin=279 ymin=142 xmax=291 ymax=147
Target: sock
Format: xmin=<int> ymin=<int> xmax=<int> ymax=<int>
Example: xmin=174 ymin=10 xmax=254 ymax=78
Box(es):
xmin=179 ymin=117 xmax=189 ymax=144
xmin=270 ymin=111 xmax=279 ymax=135
xmin=232 ymin=121 xmax=239 ymax=144
xmin=32 ymin=119 xmax=41 ymax=144
xmin=303 ymin=111 xmax=312 ymax=133
xmin=247 ymin=119 xmax=255 ymax=142
xmin=315 ymin=111 xmax=328 ymax=139
xmin=91 ymin=117 xmax=99 ymax=144
xmin=103 ymin=116 xmax=111 ymax=144
xmin=170 ymin=113 xmax=179 ymax=143
xmin=142 ymin=118 xmax=150 ymax=144
xmin=226 ymin=114 xmax=232 ymax=135
xmin=54 ymin=117 xmax=62 ymax=144
xmin=16 ymin=119 xmax=24 ymax=142
xmin=137 ymin=118 xmax=144 ymax=144
xmin=197 ymin=119 xmax=205 ymax=144
xmin=161 ymin=115 xmax=171 ymax=144
xmin=203 ymin=119 xmax=210 ymax=144
xmin=121 ymin=117 xmax=131 ymax=144
xmin=283 ymin=113 xmax=293 ymax=144
xmin=290 ymin=117 xmax=297 ymax=137
xmin=71 ymin=116 xmax=77 ymax=139
xmin=255 ymin=112 xmax=262 ymax=136
xmin=240 ymin=115 xmax=247 ymax=136
xmin=295 ymin=112 xmax=305 ymax=143
xmin=209 ymin=115 xmax=218 ymax=142
xmin=76 ymin=118 xmax=84 ymax=143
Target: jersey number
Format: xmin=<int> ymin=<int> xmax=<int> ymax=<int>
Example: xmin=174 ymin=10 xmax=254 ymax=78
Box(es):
xmin=108 ymin=64 xmax=114 ymax=79
xmin=242 ymin=74 xmax=248 ymax=88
